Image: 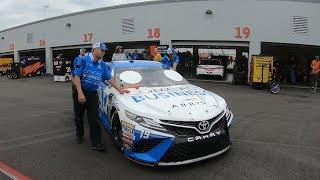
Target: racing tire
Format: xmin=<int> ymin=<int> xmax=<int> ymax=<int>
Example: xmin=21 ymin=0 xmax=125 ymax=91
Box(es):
xmin=9 ymin=72 xmax=18 ymax=79
xmin=270 ymin=82 xmax=281 ymax=94
xmin=65 ymin=76 xmax=70 ymax=82
xmin=111 ymin=110 xmax=123 ymax=151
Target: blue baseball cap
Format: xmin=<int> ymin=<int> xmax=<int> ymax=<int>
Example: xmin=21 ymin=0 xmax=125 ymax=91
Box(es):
xmin=92 ymin=42 xmax=108 ymax=50
xmin=79 ymin=48 xmax=86 ymax=53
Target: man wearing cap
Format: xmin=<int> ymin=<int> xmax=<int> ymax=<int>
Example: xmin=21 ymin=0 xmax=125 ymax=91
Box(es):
xmin=71 ymin=48 xmax=86 ymax=144
xmin=161 ymin=48 xmax=179 ymax=71
xmin=73 ymin=42 xmax=129 ymax=151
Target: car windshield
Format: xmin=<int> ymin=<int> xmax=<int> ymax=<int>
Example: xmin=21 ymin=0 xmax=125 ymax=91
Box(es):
xmin=200 ymin=59 xmax=221 ymax=65
xmin=114 ymin=67 xmax=189 ymax=87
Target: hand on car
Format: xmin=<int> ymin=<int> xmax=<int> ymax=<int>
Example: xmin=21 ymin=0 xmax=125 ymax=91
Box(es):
xmin=119 ymin=87 xmax=130 ymax=94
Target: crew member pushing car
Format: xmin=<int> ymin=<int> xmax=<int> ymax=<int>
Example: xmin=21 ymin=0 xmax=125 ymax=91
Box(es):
xmin=73 ymin=42 xmax=129 ymax=151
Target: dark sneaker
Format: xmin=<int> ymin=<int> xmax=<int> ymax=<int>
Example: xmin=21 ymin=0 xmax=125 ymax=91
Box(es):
xmin=77 ymin=136 xmax=83 ymax=144
xmin=91 ymin=144 xmax=105 ymax=151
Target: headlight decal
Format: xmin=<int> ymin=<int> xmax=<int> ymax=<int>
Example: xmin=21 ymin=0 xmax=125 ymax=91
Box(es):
xmin=125 ymin=111 xmax=166 ymax=131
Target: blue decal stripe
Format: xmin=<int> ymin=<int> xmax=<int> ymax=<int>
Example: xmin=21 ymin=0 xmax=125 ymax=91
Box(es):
xmin=124 ymin=131 xmax=174 ymax=164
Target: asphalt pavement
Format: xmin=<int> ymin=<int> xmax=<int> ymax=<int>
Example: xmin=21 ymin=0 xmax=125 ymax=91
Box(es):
xmin=0 ymin=76 xmax=319 ymax=180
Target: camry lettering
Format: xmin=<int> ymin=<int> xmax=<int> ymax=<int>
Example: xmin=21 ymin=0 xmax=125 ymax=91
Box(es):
xmin=187 ymin=131 xmax=222 ymax=142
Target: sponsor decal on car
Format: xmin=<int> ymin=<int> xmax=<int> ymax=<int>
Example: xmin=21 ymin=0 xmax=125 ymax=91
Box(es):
xmin=122 ymin=131 xmax=135 ymax=140
xmin=122 ymin=121 xmax=135 ymax=129
xmin=131 ymin=87 xmax=211 ymax=103
xmin=122 ymin=136 xmax=134 ymax=145
xmin=121 ymin=121 xmax=136 ymax=151
xmin=123 ymin=143 xmax=132 ymax=150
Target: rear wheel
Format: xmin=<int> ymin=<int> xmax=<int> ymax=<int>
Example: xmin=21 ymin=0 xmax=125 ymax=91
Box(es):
xmin=65 ymin=76 xmax=70 ymax=82
xmin=10 ymin=72 xmax=18 ymax=79
xmin=111 ymin=110 xmax=123 ymax=151
xmin=270 ymin=82 xmax=281 ymax=94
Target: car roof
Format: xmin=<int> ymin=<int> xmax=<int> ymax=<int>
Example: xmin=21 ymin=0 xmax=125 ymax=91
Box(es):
xmin=107 ymin=60 xmax=163 ymax=69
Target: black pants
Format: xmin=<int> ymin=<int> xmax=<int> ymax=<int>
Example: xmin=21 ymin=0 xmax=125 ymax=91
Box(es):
xmin=73 ymin=86 xmax=102 ymax=145
xmin=72 ymin=85 xmax=85 ymax=137
xmin=312 ymin=73 xmax=319 ymax=88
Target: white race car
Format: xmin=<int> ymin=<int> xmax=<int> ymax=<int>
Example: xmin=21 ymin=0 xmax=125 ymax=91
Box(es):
xmin=98 ymin=60 xmax=233 ymax=166
xmin=196 ymin=59 xmax=225 ymax=78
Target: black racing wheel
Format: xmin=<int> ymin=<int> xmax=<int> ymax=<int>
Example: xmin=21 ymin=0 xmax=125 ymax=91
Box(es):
xmin=270 ymin=82 xmax=281 ymax=94
xmin=65 ymin=76 xmax=70 ymax=82
xmin=111 ymin=110 xmax=123 ymax=151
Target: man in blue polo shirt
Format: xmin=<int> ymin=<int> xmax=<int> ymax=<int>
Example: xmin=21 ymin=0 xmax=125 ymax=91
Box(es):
xmin=161 ymin=47 xmax=179 ymax=71
xmin=73 ymin=42 xmax=129 ymax=151
xmin=72 ymin=48 xmax=86 ymax=144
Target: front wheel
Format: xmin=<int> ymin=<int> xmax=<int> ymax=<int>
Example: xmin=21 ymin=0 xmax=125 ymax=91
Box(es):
xmin=270 ymin=82 xmax=281 ymax=94
xmin=111 ymin=110 xmax=123 ymax=151
xmin=9 ymin=72 xmax=18 ymax=79
xmin=65 ymin=76 xmax=70 ymax=82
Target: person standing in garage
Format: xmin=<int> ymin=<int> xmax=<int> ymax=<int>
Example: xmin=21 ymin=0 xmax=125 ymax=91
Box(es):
xmin=311 ymin=56 xmax=320 ymax=92
xmin=153 ymin=47 xmax=162 ymax=62
xmin=112 ymin=46 xmax=127 ymax=61
xmin=73 ymin=42 xmax=129 ymax=151
xmin=72 ymin=48 xmax=86 ymax=144
xmin=161 ymin=48 xmax=180 ymax=71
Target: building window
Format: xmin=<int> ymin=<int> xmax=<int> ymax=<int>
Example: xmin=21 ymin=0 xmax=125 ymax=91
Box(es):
xmin=292 ymin=16 xmax=308 ymax=34
xmin=122 ymin=18 xmax=135 ymax=34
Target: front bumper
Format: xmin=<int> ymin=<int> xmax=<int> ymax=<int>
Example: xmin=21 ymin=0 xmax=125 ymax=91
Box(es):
xmin=158 ymin=145 xmax=230 ymax=166
xmin=158 ymin=127 xmax=230 ymax=165
xmin=123 ymin=116 xmax=231 ymax=166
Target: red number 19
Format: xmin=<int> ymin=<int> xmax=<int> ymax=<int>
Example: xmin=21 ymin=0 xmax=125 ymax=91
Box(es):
xmin=243 ymin=27 xmax=251 ymax=38
xmin=235 ymin=27 xmax=251 ymax=39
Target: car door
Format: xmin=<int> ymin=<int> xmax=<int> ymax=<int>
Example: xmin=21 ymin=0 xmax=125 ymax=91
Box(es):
xmin=98 ymin=69 xmax=114 ymax=118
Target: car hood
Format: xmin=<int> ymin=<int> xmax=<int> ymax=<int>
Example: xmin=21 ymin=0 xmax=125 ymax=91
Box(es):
xmin=120 ymin=84 xmax=227 ymax=121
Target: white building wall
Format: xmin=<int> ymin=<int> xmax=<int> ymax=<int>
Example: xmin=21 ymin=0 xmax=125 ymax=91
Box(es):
xmin=0 ymin=0 xmax=319 ymax=73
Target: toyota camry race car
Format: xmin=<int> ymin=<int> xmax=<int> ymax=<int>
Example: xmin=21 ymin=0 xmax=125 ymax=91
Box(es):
xmin=98 ymin=60 xmax=233 ymax=166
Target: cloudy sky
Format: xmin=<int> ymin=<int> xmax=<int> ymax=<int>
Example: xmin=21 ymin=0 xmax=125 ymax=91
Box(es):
xmin=0 ymin=0 xmax=153 ymax=31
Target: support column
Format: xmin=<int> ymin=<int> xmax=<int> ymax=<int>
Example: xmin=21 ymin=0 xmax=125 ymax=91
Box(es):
xmin=45 ymin=47 xmax=53 ymax=74
xmin=160 ymin=40 xmax=171 ymax=47
xmin=248 ymin=40 xmax=261 ymax=83
xmin=14 ymin=50 xmax=19 ymax=63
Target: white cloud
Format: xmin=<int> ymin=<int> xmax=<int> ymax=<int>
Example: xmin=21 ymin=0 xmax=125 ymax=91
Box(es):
xmin=0 ymin=0 xmax=153 ymax=31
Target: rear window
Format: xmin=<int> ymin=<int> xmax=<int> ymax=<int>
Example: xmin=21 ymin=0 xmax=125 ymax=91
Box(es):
xmin=200 ymin=59 xmax=221 ymax=65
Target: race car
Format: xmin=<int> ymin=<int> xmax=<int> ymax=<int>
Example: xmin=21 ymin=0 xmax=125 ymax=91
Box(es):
xmin=98 ymin=60 xmax=233 ymax=166
xmin=196 ymin=59 xmax=225 ymax=79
